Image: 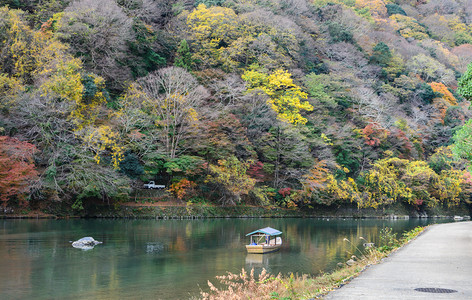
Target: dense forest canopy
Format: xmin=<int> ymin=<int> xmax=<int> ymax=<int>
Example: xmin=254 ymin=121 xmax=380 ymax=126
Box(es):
xmin=1 ymin=0 xmax=472 ymax=213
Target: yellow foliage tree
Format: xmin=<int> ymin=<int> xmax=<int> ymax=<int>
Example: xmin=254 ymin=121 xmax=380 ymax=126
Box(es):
xmin=186 ymin=4 xmax=299 ymax=71
xmin=242 ymin=68 xmax=313 ymax=125
xmin=206 ymin=156 xmax=256 ymax=205
xmin=81 ymin=125 xmax=124 ymax=169
xmin=0 ymin=74 xmax=24 ymax=110
xmin=389 ymin=15 xmax=429 ymax=40
xmin=402 ymin=160 xmax=441 ymax=207
xmin=302 ymin=160 xmax=360 ymax=206
xmin=359 ymin=157 xmax=412 ymax=208
xmin=355 ymin=0 xmax=387 ymax=19
xmin=430 ymin=82 xmax=457 ymax=105
xmin=0 ymin=7 xmax=107 ymax=130
xmin=186 ymin=4 xmax=239 ymax=69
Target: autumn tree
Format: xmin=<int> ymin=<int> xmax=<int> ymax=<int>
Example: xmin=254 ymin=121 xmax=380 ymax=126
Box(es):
xmin=205 ymin=156 xmax=256 ymax=205
xmin=184 ymin=5 xmax=302 ymax=70
xmin=429 ymin=82 xmax=458 ymax=123
xmin=407 ymin=54 xmax=455 ymax=85
xmin=389 ymin=15 xmax=429 ymax=40
xmin=0 ymin=7 xmax=39 ymax=82
xmin=194 ymin=113 xmax=256 ymax=162
xmin=64 ymin=153 xmax=131 ymax=210
xmin=123 ymin=67 xmax=208 ymax=159
xmin=355 ymin=0 xmax=387 ymax=19
xmin=259 ymin=125 xmax=313 ymax=188
xmin=0 ymin=6 xmax=75 ymax=85
xmin=56 ymin=0 xmax=135 ymax=87
xmin=41 ymin=71 xmax=109 ymax=130
xmin=0 ymin=136 xmax=39 ymax=209
xmin=242 ymin=68 xmax=313 ymax=125
xmin=401 ymin=160 xmax=441 ymax=207
xmin=81 ymin=125 xmax=124 ymax=169
xmin=186 ymin=4 xmax=239 ymax=69
xmin=358 ymin=157 xmax=412 ymax=208
xmin=0 ymin=74 xmax=23 ymax=111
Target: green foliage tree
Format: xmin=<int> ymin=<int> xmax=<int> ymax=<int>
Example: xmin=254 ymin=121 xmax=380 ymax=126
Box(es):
xmin=126 ymin=19 xmax=166 ymax=78
xmin=174 ymin=39 xmax=193 ymax=71
xmin=370 ymin=42 xmax=392 ymax=67
xmin=304 ymin=73 xmax=336 ymax=108
xmin=385 ymin=3 xmax=406 ymax=16
xmin=327 ymin=22 xmax=353 ymax=43
xmin=457 ymin=62 xmax=472 ymax=101
xmin=66 ymin=155 xmax=131 ymax=210
xmin=452 ymin=119 xmax=472 ymax=169
xmin=194 ymin=0 xmax=225 ymax=7
xmin=119 ymin=152 xmax=144 ymax=179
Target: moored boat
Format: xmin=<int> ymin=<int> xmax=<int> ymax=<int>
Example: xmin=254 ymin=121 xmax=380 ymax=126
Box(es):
xmin=245 ymin=227 xmax=282 ymax=254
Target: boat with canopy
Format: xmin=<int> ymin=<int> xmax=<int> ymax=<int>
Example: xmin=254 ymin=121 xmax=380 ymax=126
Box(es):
xmin=245 ymin=227 xmax=282 ymax=254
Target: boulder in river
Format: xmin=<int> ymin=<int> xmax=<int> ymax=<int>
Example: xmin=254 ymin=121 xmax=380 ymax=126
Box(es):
xmin=71 ymin=237 xmax=102 ymax=250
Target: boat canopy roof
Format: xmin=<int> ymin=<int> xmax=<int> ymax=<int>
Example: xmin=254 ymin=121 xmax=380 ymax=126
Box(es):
xmin=246 ymin=227 xmax=282 ymax=236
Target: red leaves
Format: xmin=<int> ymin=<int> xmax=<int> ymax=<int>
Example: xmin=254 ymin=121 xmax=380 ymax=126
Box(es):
xmin=278 ymin=187 xmax=291 ymax=198
xmin=247 ymin=161 xmax=264 ymax=182
xmin=362 ymin=123 xmax=388 ymax=147
xmin=0 ymin=136 xmax=39 ymax=207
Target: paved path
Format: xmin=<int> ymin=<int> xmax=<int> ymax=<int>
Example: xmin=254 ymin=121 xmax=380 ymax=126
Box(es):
xmin=324 ymin=221 xmax=472 ymax=299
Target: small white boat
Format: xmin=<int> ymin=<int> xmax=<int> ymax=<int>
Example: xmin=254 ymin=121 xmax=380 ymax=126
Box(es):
xmin=245 ymin=227 xmax=282 ymax=254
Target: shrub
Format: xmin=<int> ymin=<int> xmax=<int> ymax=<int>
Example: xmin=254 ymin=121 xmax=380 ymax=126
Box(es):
xmin=195 ymin=0 xmax=225 ymax=7
xmin=385 ymin=3 xmax=406 ymax=16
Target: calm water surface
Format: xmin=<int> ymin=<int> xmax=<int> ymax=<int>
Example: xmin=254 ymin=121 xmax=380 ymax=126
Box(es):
xmin=0 ymin=218 xmax=447 ymax=299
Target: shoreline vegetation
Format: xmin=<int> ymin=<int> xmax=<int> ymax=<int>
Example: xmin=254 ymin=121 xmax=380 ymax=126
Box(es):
xmin=1 ymin=201 xmax=470 ymax=220
xmin=198 ymin=226 xmax=426 ymax=300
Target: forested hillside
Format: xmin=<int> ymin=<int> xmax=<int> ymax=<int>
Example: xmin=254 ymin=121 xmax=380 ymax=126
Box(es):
xmin=1 ymin=0 xmax=472 ymax=213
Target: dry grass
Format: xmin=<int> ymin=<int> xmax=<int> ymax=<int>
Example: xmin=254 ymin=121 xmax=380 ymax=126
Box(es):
xmin=200 ymin=227 xmax=425 ymax=300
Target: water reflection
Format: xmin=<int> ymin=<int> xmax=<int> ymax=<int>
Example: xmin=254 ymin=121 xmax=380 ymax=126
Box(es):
xmin=0 ymin=218 xmax=442 ymax=299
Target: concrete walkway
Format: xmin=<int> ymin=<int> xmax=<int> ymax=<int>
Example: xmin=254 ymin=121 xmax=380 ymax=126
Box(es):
xmin=324 ymin=221 xmax=472 ymax=299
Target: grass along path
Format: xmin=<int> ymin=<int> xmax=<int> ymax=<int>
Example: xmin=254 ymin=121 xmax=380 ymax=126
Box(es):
xmin=198 ymin=227 xmax=426 ymax=300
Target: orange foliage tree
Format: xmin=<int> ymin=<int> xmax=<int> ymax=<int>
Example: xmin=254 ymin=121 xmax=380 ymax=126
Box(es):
xmin=0 ymin=136 xmax=39 ymax=208
xmin=169 ymin=178 xmax=197 ymax=201
xmin=430 ymin=82 xmax=457 ymax=123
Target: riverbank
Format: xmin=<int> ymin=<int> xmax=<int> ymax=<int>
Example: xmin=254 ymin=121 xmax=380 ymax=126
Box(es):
xmin=200 ymin=225 xmax=428 ymax=299
xmin=1 ymin=201 xmax=470 ymax=219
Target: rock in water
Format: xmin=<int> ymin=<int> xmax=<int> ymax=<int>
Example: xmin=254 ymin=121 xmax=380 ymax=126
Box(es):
xmin=72 ymin=237 xmax=102 ymax=250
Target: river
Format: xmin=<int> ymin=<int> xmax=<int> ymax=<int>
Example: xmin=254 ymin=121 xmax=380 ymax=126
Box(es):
xmin=0 ymin=218 xmax=446 ymax=299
